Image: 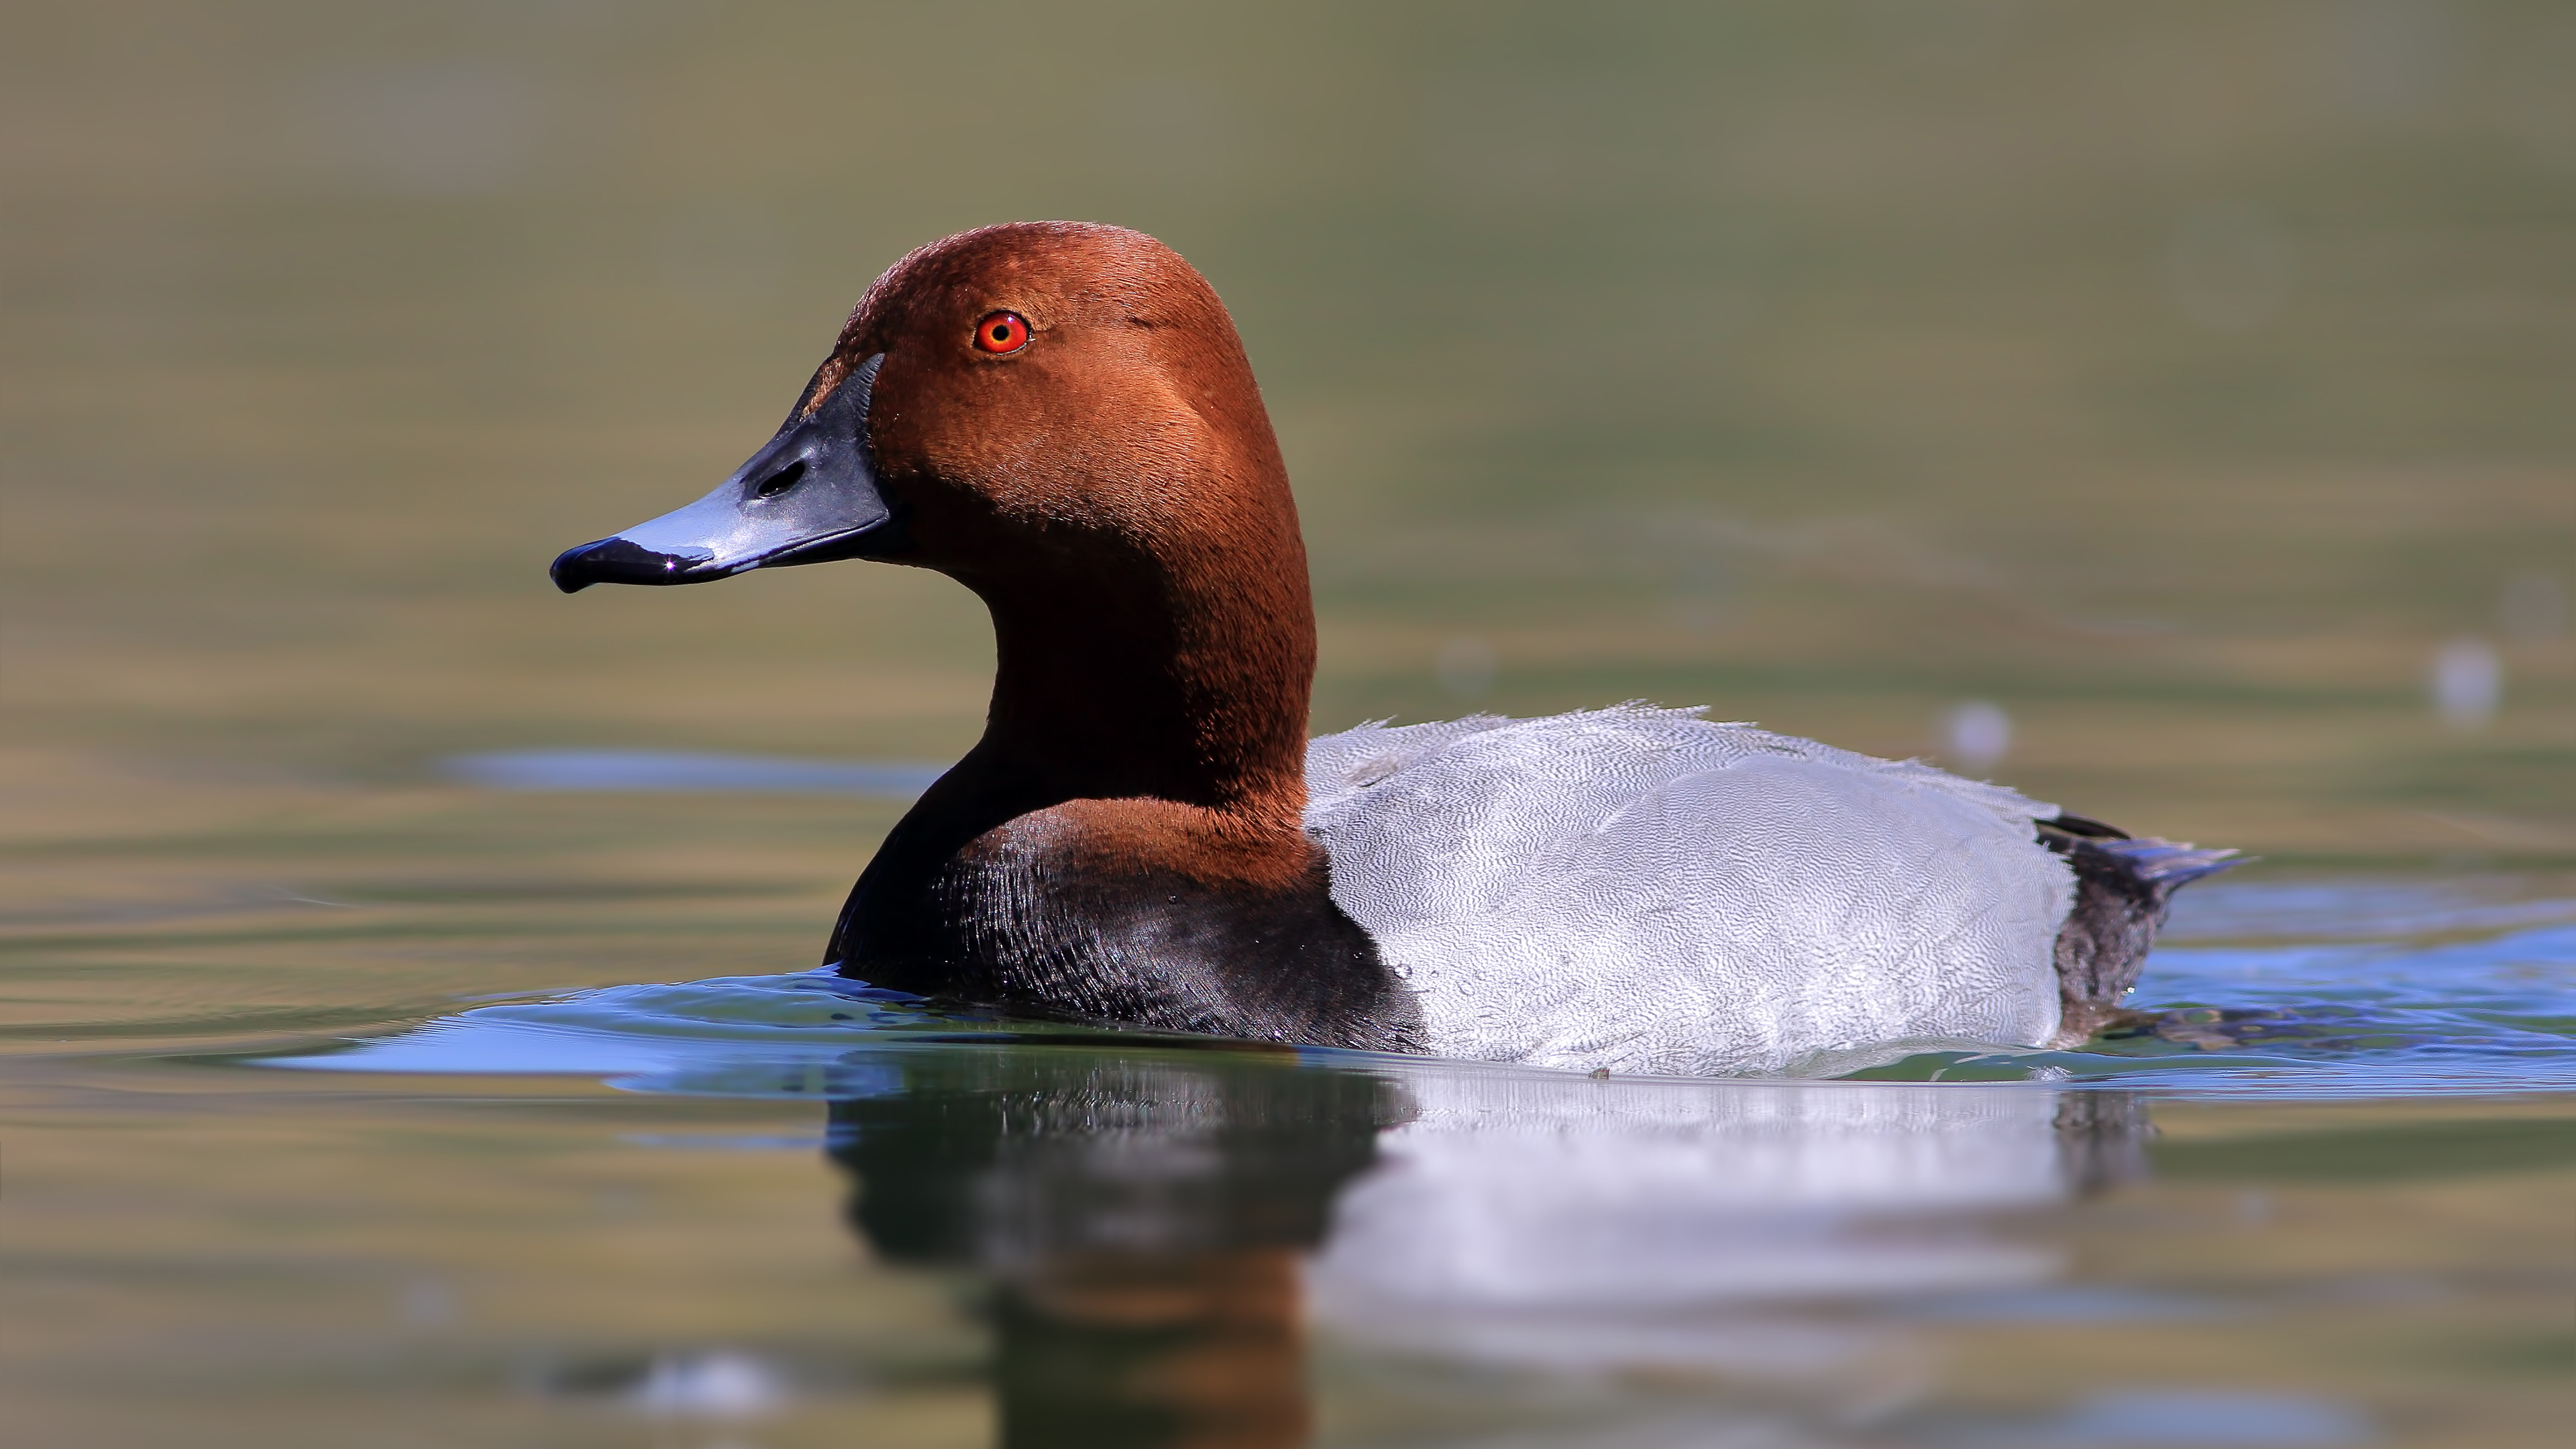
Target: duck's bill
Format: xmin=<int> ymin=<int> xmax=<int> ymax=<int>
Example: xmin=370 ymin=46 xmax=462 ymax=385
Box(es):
xmin=550 ymin=354 xmax=897 ymax=593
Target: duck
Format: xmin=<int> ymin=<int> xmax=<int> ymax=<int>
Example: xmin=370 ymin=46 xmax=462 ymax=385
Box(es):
xmin=550 ymin=221 xmax=2237 ymax=1076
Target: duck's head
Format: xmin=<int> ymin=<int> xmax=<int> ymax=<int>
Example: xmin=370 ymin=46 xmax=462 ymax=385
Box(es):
xmin=549 ymin=221 xmax=1299 ymax=598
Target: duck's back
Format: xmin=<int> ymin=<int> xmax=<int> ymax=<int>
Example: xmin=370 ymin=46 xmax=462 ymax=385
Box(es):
xmin=1303 ymin=706 xmax=2078 ymax=1075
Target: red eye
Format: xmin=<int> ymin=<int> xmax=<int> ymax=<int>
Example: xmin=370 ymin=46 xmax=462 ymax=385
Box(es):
xmin=973 ymin=311 xmax=1030 ymax=354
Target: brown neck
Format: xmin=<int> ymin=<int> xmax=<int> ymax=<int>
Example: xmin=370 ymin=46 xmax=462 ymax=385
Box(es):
xmin=956 ymin=521 xmax=1316 ymax=835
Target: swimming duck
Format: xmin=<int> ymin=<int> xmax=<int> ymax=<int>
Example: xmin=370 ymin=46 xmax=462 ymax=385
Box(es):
xmin=551 ymin=221 xmax=2235 ymax=1075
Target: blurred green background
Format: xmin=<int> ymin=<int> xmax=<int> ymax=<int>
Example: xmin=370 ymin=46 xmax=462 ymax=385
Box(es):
xmin=3 ymin=0 xmax=2571 ymax=872
xmin=3 ymin=9 xmax=2573 ymax=1446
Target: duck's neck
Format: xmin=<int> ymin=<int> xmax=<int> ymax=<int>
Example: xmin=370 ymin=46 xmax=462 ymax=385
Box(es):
xmin=835 ymin=506 xmax=1418 ymax=1051
xmin=960 ymin=531 xmax=1316 ymax=835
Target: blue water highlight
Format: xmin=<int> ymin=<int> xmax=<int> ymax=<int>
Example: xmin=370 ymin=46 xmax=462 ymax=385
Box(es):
xmin=270 ymin=877 xmax=2576 ymax=1099
xmin=443 ymin=749 xmax=945 ymax=797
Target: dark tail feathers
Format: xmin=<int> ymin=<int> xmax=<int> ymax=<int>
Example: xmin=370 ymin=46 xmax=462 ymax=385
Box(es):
xmin=2039 ymin=818 xmax=2244 ymax=1044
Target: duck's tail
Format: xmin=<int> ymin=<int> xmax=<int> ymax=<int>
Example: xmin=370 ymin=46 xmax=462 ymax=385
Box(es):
xmin=2039 ymin=816 xmax=2244 ymax=1045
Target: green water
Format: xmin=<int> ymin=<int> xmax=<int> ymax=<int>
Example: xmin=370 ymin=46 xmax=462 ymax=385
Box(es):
xmin=3 ymin=3 xmax=2572 ymax=1446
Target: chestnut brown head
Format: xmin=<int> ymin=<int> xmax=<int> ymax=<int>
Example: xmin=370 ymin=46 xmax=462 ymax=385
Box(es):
xmin=550 ymin=222 xmax=1295 ymax=596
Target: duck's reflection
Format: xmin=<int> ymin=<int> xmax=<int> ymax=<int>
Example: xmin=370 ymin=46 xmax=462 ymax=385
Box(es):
xmin=1305 ymin=1077 xmax=2147 ymax=1405
xmin=826 ymin=1048 xmax=1405 ymax=1448
xmin=826 ymin=1051 xmax=2149 ymax=1448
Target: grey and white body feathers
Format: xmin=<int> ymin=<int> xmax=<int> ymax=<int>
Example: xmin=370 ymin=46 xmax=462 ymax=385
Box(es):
xmin=1305 ymin=706 xmax=2227 ymax=1075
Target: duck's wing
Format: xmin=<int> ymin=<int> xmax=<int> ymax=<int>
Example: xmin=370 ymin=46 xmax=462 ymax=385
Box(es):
xmin=1303 ymin=706 xmax=2080 ymax=1075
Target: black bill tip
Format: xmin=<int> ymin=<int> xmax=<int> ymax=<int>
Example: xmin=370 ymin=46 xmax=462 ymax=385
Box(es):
xmin=549 ymin=538 xmax=712 ymax=594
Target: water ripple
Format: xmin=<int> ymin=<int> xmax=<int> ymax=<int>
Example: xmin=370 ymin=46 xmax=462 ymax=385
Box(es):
xmin=271 ymin=880 xmax=2576 ymax=1099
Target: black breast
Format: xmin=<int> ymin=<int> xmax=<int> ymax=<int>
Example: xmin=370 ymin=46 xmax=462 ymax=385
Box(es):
xmin=828 ymin=825 xmax=1423 ymax=1053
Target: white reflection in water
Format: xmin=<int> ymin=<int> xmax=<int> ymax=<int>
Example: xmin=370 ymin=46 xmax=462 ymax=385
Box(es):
xmin=627 ymin=1350 xmax=788 ymax=1420
xmin=1309 ymin=1075 xmax=2109 ymax=1387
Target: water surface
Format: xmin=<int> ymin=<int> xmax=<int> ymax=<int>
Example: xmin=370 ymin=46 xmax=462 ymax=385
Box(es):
xmin=3 ymin=3 xmax=2571 ymax=1446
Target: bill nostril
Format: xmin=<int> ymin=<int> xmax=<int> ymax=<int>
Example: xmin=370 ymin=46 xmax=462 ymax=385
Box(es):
xmin=752 ymin=460 xmax=807 ymax=499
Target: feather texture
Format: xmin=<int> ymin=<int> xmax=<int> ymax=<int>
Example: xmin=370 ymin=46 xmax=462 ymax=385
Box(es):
xmin=1304 ymin=706 xmax=2080 ymax=1075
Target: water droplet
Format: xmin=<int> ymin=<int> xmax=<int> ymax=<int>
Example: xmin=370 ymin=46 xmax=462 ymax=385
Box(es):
xmin=1943 ymin=700 xmax=2012 ymax=771
xmin=2430 ymin=637 xmax=2502 ymax=731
